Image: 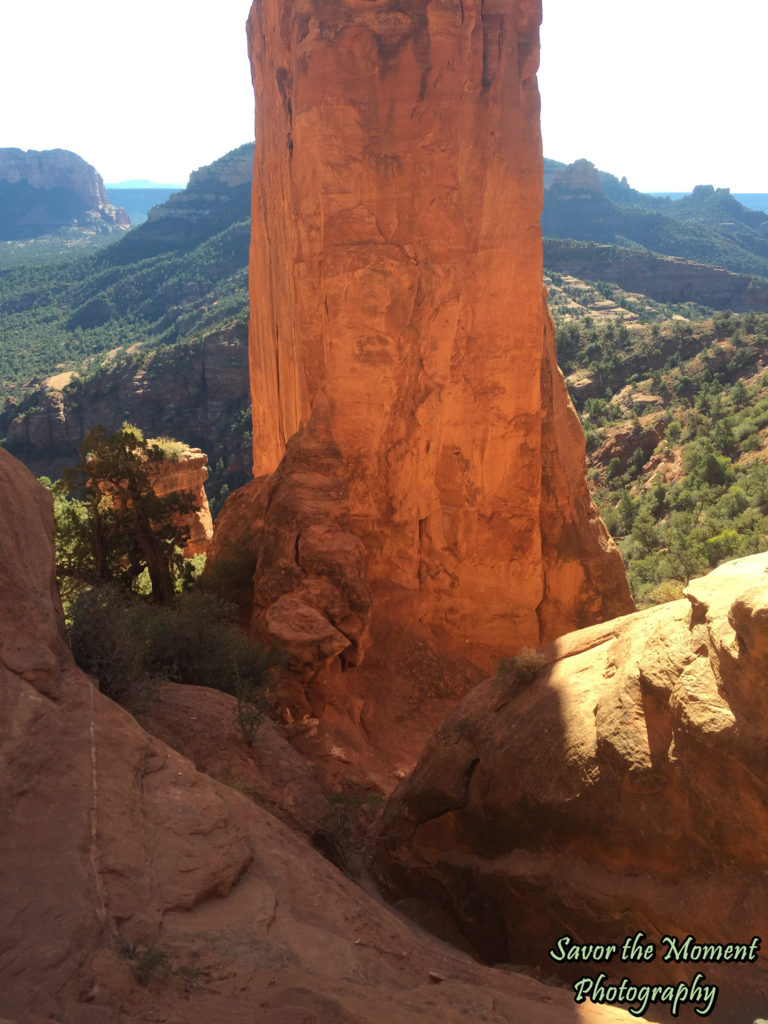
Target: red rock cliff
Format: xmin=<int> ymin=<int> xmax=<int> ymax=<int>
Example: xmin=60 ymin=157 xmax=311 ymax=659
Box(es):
xmin=244 ymin=0 xmax=632 ymax=669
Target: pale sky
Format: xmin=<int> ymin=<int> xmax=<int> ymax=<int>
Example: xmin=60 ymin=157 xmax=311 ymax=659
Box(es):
xmin=539 ymin=0 xmax=768 ymax=193
xmin=2 ymin=0 xmax=766 ymax=192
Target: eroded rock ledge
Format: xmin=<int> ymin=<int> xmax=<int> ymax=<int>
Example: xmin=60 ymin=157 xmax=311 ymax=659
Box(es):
xmin=375 ymin=552 xmax=768 ymax=1021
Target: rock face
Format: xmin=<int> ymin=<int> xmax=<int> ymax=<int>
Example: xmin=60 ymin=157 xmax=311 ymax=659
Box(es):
xmin=0 ymin=148 xmax=129 ymax=238
xmin=148 ymin=445 xmax=213 ymax=556
xmin=549 ymin=158 xmax=604 ymax=194
xmin=242 ymin=0 xmax=632 ymax=676
xmin=376 ymin=553 xmax=768 ymax=1021
xmin=0 ymin=444 xmax=642 ymax=1024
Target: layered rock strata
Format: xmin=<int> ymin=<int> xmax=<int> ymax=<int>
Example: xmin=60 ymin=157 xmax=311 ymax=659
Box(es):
xmin=544 ymin=239 xmax=768 ymax=313
xmin=0 ymin=147 xmax=129 ymax=237
xmin=0 ymin=445 xmax=643 ymax=1024
xmin=243 ymin=0 xmax=632 ymax=675
xmin=376 ymin=553 xmax=768 ymax=1021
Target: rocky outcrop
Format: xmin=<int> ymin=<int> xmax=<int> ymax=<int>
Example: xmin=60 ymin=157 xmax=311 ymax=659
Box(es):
xmin=591 ymin=418 xmax=665 ymax=476
xmin=0 ymin=445 xmax=643 ymax=1024
xmin=148 ymin=445 xmax=213 ymax=556
xmin=376 ymin=553 xmax=768 ymax=1021
xmin=549 ymin=158 xmax=603 ymax=194
xmin=240 ymin=0 xmax=632 ymax=679
xmin=0 ymin=148 xmax=129 ymax=238
xmin=0 ymin=148 xmax=109 ymax=209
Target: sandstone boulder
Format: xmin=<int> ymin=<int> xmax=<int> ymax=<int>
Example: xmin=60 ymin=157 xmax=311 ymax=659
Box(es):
xmin=376 ymin=553 xmax=768 ymax=1021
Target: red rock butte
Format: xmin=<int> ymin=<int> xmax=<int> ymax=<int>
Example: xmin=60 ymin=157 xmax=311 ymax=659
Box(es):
xmin=243 ymin=0 xmax=632 ymax=668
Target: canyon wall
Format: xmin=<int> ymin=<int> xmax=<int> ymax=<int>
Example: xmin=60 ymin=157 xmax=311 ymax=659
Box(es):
xmin=0 ymin=147 xmax=110 ymax=209
xmin=244 ymin=0 xmax=631 ymax=668
xmin=544 ymin=239 xmax=768 ymax=313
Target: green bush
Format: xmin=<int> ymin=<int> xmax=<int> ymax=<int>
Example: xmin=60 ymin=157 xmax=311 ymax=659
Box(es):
xmin=68 ymin=585 xmax=285 ymax=739
xmin=68 ymin=587 xmax=157 ymax=707
xmin=320 ymin=781 xmax=384 ymax=848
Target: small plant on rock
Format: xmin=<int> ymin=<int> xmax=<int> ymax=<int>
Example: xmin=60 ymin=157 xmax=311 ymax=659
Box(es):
xmin=497 ymin=646 xmax=546 ymax=686
xmin=118 ymin=941 xmax=170 ymax=987
xmin=320 ymin=780 xmax=384 ymax=849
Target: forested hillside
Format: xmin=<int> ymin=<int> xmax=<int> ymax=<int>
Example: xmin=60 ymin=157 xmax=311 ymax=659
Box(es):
xmin=5 ymin=146 xmax=768 ymax=598
xmin=0 ymin=145 xmax=252 ymax=393
xmin=543 ymin=159 xmax=768 ymax=307
xmin=549 ymin=270 xmax=768 ymax=603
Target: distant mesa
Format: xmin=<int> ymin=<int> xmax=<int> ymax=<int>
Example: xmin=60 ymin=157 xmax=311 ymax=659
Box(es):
xmin=549 ymin=157 xmax=603 ymax=194
xmin=542 ymin=156 xmax=768 ymax=309
xmin=0 ymin=147 xmax=130 ymax=240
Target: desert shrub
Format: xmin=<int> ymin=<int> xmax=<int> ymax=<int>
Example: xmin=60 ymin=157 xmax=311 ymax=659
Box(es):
xmin=196 ymin=550 xmax=258 ymax=612
xmin=68 ymin=585 xmax=285 ymax=737
xmin=497 ymin=646 xmax=545 ymax=685
xmin=68 ymin=586 xmax=164 ymax=708
xmin=152 ymin=436 xmax=186 ymax=461
xmin=125 ymin=943 xmax=170 ymax=987
xmin=320 ymin=780 xmax=384 ymax=848
xmin=646 ymin=579 xmax=686 ymax=605
xmin=740 ymin=432 xmax=762 ymax=453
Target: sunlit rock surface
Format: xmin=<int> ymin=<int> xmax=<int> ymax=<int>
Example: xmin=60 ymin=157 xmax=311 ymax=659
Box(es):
xmin=148 ymin=444 xmax=214 ymax=556
xmin=241 ymin=0 xmax=632 ymax=680
xmin=376 ymin=553 xmax=768 ymax=1022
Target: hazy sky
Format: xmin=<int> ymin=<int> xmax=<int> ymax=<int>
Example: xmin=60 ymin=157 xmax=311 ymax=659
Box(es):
xmin=539 ymin=0 xmax=768 ymax=193
xmin=2 ymin=0 xmax=766 ymax=191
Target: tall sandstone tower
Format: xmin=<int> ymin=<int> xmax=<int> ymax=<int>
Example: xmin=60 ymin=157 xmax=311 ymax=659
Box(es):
xmin=243 ymin=0 xmax=632 ymax=673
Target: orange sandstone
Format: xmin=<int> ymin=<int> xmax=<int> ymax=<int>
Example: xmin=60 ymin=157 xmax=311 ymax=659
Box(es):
xmin=147 ymin=444 xmax=213 ymax=556
xmin=244 ymin=0 xmax=632 ymax=670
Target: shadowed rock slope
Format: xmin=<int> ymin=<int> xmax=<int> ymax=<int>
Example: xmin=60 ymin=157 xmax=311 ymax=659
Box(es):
xmin=376 ymin=553 xmax=768 ymax=1022
xmin=0 ymin=446 xmax=645 ymax=1023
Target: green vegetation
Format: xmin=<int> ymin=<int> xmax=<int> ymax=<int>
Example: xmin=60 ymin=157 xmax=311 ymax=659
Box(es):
xmin=0 ymin=147 xmax=253 ymax=520
xmin=0 ymin=145 xmax=252 ymax=398
xmin=561 ymin=309 xmax=768 ymax=603
xmin=117 ymin=940 xmax=203 ymax=990
xmin=68 ymin=584 xmax=284 ymax=732
xmin=543 ymin=169 xmax=768 ymax=279
xmin=50 ymin=423 xmax=284 ymax=738
xmin=55 ymin=423 xmax=197 ymax=605
xmin=0 ymin=219 xmax=249 ymax=392
xmin=118 ymin=941 xmax=171 ymax=987
xmin=319 ymin=781 xmax=384 ymax=856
